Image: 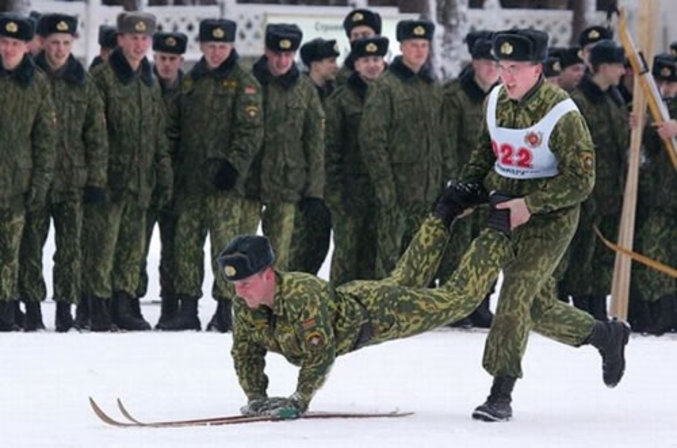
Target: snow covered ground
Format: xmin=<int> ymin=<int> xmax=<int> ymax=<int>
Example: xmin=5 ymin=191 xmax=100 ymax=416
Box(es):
xmin=3 ymin=227 xmax=676 ymax=448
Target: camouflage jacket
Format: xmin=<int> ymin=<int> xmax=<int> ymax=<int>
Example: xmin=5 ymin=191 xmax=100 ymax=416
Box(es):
xmin=571 ymin=75 xmax=629 ymax=216
xmin=639 ymin=97 xmax=676 ymax=211
xmin=359 ymin=56 xmax=446 ymax=208
xmin=442 ymin=65 xmax=494 ymax=179
xmin=462 ymin=78 xmax=595 ymax=214
xmin=174 ymin=53 xmax=263 ymax=198
xmin=155 ymin=67 xmax=183 ymax=120
xmin=0 ymin=55 xmax=56 ymax=209
xmin=334 ymin=55 xmax=354 ymax=87
xmin=91 ymin=49 xmax=173 ymax=208
xmin=325 ymin=72 xmax=374 ymax=210
xmin=247 ymin=57 xmax=325 ymax=204
xmin=35 ymin=53 xmax=108 ymax=203
xmin=232 ymin=271 xmax=365 ymax=408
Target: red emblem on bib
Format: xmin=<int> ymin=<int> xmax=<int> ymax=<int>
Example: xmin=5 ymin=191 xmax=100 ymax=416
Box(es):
xmin=524 ymin=131 xmax=542 ymax=148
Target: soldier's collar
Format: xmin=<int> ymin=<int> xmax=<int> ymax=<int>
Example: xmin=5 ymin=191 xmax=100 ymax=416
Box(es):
xmin=154 ymin=67 xmax=183 ymax=93
xmin=35 ymin=52 xmax=86 ymax=86
xmin=389 ymin=56 xmax=435 ymax=84
xmin=347 ymin=71 xmax=368 ymax=100
xmin=0 ymin=54 xmax=36 ymax=87
xmin=252 ymin=56 xmax=300 ymax=90
xmin=190 ymin=50 xmax=239 ymax=81
xmin=109 ymin=48 xmax=154 ymax=87
xmin=579 ymin=74 xmax=608 ymax=103
xmin=459 ymin=65 xmax=491 ymax=102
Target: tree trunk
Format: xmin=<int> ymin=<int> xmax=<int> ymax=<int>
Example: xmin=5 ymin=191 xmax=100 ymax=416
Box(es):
xmin=435 ymin=0 xmax=468 ymax=79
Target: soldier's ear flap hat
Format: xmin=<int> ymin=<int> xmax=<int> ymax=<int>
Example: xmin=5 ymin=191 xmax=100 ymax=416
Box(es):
xmin=578 ymin=25 xmax=613 ymax=48
xmin=98 ymin=25 xmax=117 ymax=49
xmin=465 ymin=30 xmax=495 ymax=60
xmin=588 ymin=39 xmax=625 ymax=66
xmin=37 ymin=13 xmax=78 ymax=37
xmin=351 ymin=36 xmax=389 ymax=59
xmin=343 ymin=9 xmax=382 ymax=37
xmin=652 ymin=53 xmax=676 ymax=82
xmin=265 ymin=23 xmax=303 ymax=52
xmin=396 ymin=19 xmax=434 ymax=42
xmin=559 ymin=45 xmax=584 ymax=68
xmin=116 ymin=12 xmax=156 ymax=36
xmin=671 ymin=41 xmax=677 ymax=57
xmin=300 ymin=38 xmax=340 ymax=66
xmin=218 ymin=235 xmax=276 ymax=282
xmin=544 ymin=55 xmax=562 ymax=77
xmin=198 ymin=18 xmax=236 ymax=43
xmin=0 ymin=14 xmax=35 ymax=41
xmin=153 ymin=31 xmax=188 ymax=54
xmin=492 ymin=29 xmax=549 ymax=62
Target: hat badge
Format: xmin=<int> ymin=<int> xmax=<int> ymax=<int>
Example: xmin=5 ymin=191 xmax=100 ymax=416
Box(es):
xmin=165 ymin=36 xmax=176 ymax=47
xmin=279 ymin=38 xmax=292 ymax=50
xmin=413 ymin=25 xmax=426 ymax=36
xmin=365 ymin=42 xmax=378 ymax=53
xmin=672 ymin=48 xmax=677 ymax=57
xmin=212 ymin=27 xmax=225 ymax=39
xmin=588 ymin=29 xmax=599 ymax=40
xmin=500 ymin=41 xmax=513 ymax=55
xmin=134 ymin=20 xmax=147 ymax=32
xmin=5 ymin=21 xmax=18 ymax=33
xmin=660 ymin=67 xmax=672 ymax=77
xmin=577 ymin=49 xmax=584 ymax=60
xmin=224 ymin=265 xmax=237 ymax=277
xmin=553 ymin=61 xmax=562 ymax=72
xmin=56 ymin=21 xmax=69 ymax=32
xmin=352 ymin=12 xmax=364 ymax=22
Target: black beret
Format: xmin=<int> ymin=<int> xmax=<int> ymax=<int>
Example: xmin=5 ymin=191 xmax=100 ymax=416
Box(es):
xmin=578 ymin=25 xmax=613 ymax=48
xmin=343 ymin=9 xmax=382 ymax=37
xmin=0 ymin=14 xmax=35 ymax=41
xmin=98 ymin=25 xmax=117 ymax=48
xmin=300 ymin=38 xmax=340 ymax=66
xmin=351 ymin=36 xmax=389 ymax=59
xmin=396 ymin=19 xmax=434 ymax=42
xmin=589 ymin=39 xmax=625 ymax=65
xmin=652 ymin=53 xmax=676 ymax=82
xmin=265 ymin=23 xmax=303 ymax=52
xmin=153 ymin=32 xmax=187 ymax=54
xmin=492 ymin=29 xmax=549 ymax=62
xmin=37 ymin=13 xmax=78 ymax=37
xmin=671 ymin=42 xmax=677 ymax=57
xmin=544 ymin=55 xmax=562 ymax=77
xmin=218 ymin=235 xmax=276 ymax=282
xmin=199 ymin=18 xmax=236 ymax=43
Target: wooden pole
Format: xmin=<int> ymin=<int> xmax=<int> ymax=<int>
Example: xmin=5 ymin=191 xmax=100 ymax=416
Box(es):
xmin=608 ymin=1 xmax=658 ymax=320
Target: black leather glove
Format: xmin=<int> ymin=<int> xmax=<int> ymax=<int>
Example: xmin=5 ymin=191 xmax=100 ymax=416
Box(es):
xmin=83 ymin=186 xmax=107 ymax=205
xmin=486 ymin=191 xmax=513 ymax=236
xmin=213 ymin=161 xmax=238 ymax=191
xmin=433 ymin=181 xmax=489 ymax=228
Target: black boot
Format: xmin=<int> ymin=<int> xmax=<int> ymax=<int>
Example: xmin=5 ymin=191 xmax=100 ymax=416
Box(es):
xmin=112 ymin=291 xmax=151 ymax=331
xmin=23 ymin=301 xmax=45 ymax=332
xmin=0 ymin=300 xmax=17 ymax=332
xmin=469 ymin=295 xmax=493 ymax=328
xmin=647 ymin=295 xmax=674 ymax=336
xmin=13 ymin=300 xmax=24 ymax=330
xmin=74 ymin=297 xmax=90 ymax=331
xmin=206 ymin=300 xmax=233 ymax=333
xmin=585 ymin=319 xmax=631 ymax=387
xmin=589 ymin=295 xmax=608 ymax=321
xmin=154 ymin=296 xmax=178 ymax=330
xmin=472 ymin=376 xmax=517 ymax=422
xmin=130 ymin=297 xmax=143 ymax=319
xmin=89 ymin=296 xmax=114 ymax=332
xmin=157 ymin=297 xmax=200 ymax=331
xmin=55 ymin=301 xmax=74 ymax=333
xmin=572 ymin=295 xmax=591 ymax=313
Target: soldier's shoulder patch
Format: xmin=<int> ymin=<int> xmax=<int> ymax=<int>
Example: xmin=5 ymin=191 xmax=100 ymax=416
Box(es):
xmin=305 ymin=330 xmax=325 ymax=350
xmin=582 ymin=152 xmax=594 ymax=172
xmin=244 ymin=85 xmax=257 ymax=95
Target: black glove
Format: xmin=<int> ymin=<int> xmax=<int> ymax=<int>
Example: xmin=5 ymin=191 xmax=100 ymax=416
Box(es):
xmin=299 ymin=197 xmax=328 ymax=221
xmin=83 ymin=186 xmax=107 ymax=204
xmin=433 ymin=181 xmax=489 ymax=228
xmin=213 ymin=161 xmax=238 ymax=191
xmin=486 ymin=191 xmax=513 ymax=236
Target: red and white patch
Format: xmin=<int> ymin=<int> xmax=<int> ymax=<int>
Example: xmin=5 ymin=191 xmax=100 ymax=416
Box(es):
xmin=245 ymin=85 xmax=257 ymax=95
xmin=524 ymin=131 xmax=542 ymax=148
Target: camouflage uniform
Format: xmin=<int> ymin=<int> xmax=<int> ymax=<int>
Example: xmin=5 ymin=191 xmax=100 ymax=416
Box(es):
xmin=19 ymin=53 xmax=107 ymax=305
xmin=86 ymin=49 xmax=173 ymax=301
xmin=232 ymin=215 xmax=513 ymax=409
xmin=250 ymin=57 xmax=325 ymax=270
xmin=172 ymin=53 xmax=263 ymax=302
xmin=0 ymin=55 xmax=56 ymax=303
xmin=359 ymin=56 xmax=446 ymax=278
xmin=461 ymin=80 xmax=597 ymax=378
xmin=324 ymin=72 xmax=377 ymax=286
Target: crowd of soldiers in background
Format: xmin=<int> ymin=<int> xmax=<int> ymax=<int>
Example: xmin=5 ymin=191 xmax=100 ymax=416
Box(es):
xmin=0 ymin=7 xmax=674 ymax=335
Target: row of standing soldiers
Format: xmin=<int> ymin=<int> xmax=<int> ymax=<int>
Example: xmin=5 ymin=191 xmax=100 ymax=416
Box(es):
xmin=0 ymin=8 xmax=674 ymax=334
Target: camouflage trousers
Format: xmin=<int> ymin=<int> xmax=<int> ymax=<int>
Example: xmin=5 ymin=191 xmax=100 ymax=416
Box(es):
xmin=632 ymin=208 xmax=676 ymax=303
xmin=374 ymin=201 xmax=432 ymax=279
xmin=0 ymin=207 xmax=25 ymax=301
xmin=239 ymin=198 xmax=261 ymax=234
xmin=483 ymin=207 xmax=595 ymax=378
xmin=261 ymin=201 xmax=296 ymax=271
xmin=82 ymin=194 xmax=146 ymax=299
xmin=19 ymin=199 xmax=83 ymax=303
xmin=339 ymin=216 xmax=512 ymax=348
xmin=329 ymin=197 xmax=377 ymax=287
xmin=288 ymin=200 xmax=332 ymax=275
xmin=136 ymin=205 xmax=177 ymax=300
xmin=173 ymin=192 xmax=242 ymax=301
